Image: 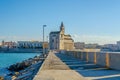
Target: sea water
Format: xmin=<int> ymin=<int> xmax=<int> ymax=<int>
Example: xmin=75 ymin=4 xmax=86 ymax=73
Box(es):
xmin=0 ymin=53 xmax=40 ymax=68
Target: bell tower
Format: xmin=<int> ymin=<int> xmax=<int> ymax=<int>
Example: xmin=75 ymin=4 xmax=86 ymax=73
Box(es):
xmin=60 ymin=22 xmax=65 ymax=34
xmin=59 ymin=22 xmax=65 ymax=50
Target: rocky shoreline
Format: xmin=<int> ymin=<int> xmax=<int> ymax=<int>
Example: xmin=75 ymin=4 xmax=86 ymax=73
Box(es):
xmin=0 ymin=54 xmax=47 ymax=80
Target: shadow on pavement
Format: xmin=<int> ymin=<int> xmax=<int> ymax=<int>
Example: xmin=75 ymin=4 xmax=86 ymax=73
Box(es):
xmin=56 ymin=53 xmax=120 ymax=80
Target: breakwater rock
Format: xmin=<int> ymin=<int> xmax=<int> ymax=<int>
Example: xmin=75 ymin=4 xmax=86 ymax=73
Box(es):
xmin=2 ymin=54 xmax=47 ymax=80
xmin=8 ymin=55 xmax=43 ymax=71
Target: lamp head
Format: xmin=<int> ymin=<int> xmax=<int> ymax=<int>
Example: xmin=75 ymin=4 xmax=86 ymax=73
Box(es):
xmin=43 ymin=25 xmax=47 ymax=27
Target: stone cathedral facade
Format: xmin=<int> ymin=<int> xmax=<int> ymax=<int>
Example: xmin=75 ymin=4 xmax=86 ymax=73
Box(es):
xmin=49 ymin=22 xmax=74 ymax=50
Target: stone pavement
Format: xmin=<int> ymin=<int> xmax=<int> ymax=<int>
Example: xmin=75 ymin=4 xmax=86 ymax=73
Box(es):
xmin=33 ymin=52 xmax=87 ymax=80
xmin=34 ymin=52 xmax=120 ymax=80
xmin=56 ymin=53 xmax=120 ymax=80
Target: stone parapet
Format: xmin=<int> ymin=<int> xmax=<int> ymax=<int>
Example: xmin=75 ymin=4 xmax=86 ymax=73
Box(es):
xmin=65 ymin=51 xmax=120 ymax=70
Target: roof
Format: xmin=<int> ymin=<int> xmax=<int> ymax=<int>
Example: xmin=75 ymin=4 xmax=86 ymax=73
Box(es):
xmin=50 ymin=31 xmax=60 ymax=34
xmin=64 ymin=34 xmax=71 ymax=37
xmin=64 ymin=38 xmax=73 ymax=40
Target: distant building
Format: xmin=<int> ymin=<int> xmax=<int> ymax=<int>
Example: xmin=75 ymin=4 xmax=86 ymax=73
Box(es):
xmin=85 ymin=43 xmax=100 ymax=49
xmin=49 ymin=22 xmax=74 ymax=50
xmin=103 ymin=44 xmax=118 ymax=51
xmin=0 ymin=42 xmax=2 ymax=46
xmin=0 ymin=42 xmax=2 ymax=48
xmin=1 ymin=40 xmax=17 ymax=48
xmin=117 ymin=41 xmax=120 ymax=50
xmin=17 ymin=41 xmax=43 ymax=49
xmin=74 ymin=42 xmax=85 ymax=49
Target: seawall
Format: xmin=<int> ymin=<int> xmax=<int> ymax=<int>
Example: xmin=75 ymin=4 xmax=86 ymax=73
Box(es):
xmin=64 ymin=51 xmax=120 ymax=70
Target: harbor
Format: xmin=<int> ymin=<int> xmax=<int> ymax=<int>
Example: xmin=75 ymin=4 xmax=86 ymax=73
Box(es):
xmin=1 ymin=0 xmax=120 ymax=80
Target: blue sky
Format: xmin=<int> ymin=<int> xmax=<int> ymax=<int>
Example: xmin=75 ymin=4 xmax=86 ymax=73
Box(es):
xmin=0 ymin=0 xmax=120 ymax=44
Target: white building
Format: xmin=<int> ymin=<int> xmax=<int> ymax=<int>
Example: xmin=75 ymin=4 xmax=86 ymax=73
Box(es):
xmin=17 ymin=41 xmax=43 ymax=48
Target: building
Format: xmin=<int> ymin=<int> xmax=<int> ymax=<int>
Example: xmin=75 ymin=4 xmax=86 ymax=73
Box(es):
xmin=85 ymin=43 xmax=100 ymax=49
xmin=1 ymin=40 xmax=17 ymax=48
xmin=74 ymin=42 xmax=85 ymax=49
xmin=0 ymin=42 xmax=2 ymax=46
xmin=103 ymin=44 xmax=118 ymax=51
xmin=117 ymin=41 xmax=120 ymax=50
xmin=17 ymin=41 xmax=43 ymax=49
xmin=49 ymin=22 xmax=74 ymax=50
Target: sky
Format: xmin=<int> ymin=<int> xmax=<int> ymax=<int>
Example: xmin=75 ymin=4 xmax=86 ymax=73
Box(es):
xmin=0 ymin=0 xmax=120 ymax=45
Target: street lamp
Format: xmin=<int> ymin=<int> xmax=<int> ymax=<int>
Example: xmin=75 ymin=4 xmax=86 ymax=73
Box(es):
xmin=43 ymin=25 xmax=46 ymax=57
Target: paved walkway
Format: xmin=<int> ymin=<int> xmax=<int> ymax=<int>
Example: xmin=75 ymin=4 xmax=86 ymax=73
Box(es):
xmin=34 ymin=52 xmax=120 ymax=80
xmin=33 ymin=52 xmax=87 ymax=80
xmin=56 ymin=53 xmax=120 ymax=80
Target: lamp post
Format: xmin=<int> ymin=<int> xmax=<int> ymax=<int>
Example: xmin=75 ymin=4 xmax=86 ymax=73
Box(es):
xmin=43 ymin=25 xmax=46 ymax=57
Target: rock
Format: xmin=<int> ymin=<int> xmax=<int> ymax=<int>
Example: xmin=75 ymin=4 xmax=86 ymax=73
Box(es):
xmin=8 ymin=64 xmax=17 ymax=71
xmin=0 ymin=76 xmax=4 ymax=80
xmin=15 ymin=72 xmax=19 ymax=76
xmin=24 ymin=61 xmax=31 ymax=67
xmin=8 ymin=55 xmax=44 ymax=72
xmin=12 ymin=76 xmax=17 ymax=80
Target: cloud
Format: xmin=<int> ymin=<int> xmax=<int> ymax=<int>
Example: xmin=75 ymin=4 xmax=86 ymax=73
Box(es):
xmin=72 ymin=34 xmax=120 ymax=45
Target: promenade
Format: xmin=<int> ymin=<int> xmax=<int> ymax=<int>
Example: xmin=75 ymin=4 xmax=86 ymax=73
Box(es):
xmin=34 ymin=52 xmax=120 ymax=80
xmin=33 ymin=52 xmax=86 ymax=80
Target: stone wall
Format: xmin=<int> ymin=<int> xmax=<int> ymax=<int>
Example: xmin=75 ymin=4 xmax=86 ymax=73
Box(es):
xmin=64 ymin=51 xmax=120 ymax=70
xmin=109 ymin=53 xmax=120 ymax=70
xmin=96 ymin=52 xmax=106 ymax=66
xmin=88 ymin=52 xmax=94 ymax=63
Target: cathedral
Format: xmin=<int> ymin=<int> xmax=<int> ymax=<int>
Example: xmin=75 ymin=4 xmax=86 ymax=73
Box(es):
xmin=49 ymin=22 xmax=74 ymax=51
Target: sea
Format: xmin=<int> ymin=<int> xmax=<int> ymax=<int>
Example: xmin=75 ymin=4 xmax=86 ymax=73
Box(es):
xmin=0 ymin=53 xmax=40 ymax=68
